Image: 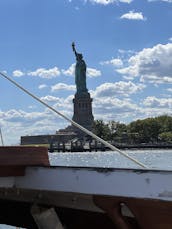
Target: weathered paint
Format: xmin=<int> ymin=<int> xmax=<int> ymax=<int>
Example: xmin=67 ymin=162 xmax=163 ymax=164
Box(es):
xmin=13 ymin=166 xmax=172 ymax=201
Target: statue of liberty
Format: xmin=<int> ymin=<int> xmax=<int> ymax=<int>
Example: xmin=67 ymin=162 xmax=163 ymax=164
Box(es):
xmin=72 ymin=42 xmax=88 ymax=94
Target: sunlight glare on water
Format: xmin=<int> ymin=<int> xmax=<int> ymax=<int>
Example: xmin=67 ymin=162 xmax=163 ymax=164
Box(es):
xmin=48 ymin=149 xmax=172 ymax=170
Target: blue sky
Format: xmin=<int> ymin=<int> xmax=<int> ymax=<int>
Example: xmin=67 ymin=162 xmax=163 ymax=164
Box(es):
xmin=0 ymin=0 xmax=172 ymax=145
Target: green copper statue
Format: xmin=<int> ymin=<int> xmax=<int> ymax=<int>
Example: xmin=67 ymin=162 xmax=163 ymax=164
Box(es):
xmin=72 ymin=42 xmax=88 ymax=94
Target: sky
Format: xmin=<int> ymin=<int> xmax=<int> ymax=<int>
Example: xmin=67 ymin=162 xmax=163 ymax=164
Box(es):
xmin=0 ymin=0 xmax=172 ymax=145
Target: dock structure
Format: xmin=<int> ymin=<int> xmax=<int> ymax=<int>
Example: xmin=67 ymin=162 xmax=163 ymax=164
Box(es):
xmin=49 ymin=141 xmax=172 ymax=153
xmin=49 ymin=141 xmax=106 ymax=153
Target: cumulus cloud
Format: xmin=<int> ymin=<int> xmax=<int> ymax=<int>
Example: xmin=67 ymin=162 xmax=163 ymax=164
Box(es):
xmin=13 ymin=70 xmax=24 ymax=77
xmin=117 ymin=43 xmax=172 ymax=84
xmin=87 ymin=67 xmax=101 ymax=77
xmin=93 ymin=95 xmax=172 ymax=122
xmin=100 ymin=58 xmax=123 ymax=67
xmin=143 ymin=96 xmax=172 ymax=108
xmin=40 ymin=95 xmax=62 ymax=103
xmin=120 ymin=11 xmax=146 ymax=20
xmin=28 ymin=67 xmax=60 ymax=79
xmin=51 ymin=83 xmax=75 ymax=92
xmin=38 ymin=84 xmax=48 ymax=90
xmin=1 ymin=93 xmax=171 ymax=145
xmin=0 ymin=108 xmax=69 ymax=145
xmin=92 ymin=81 xmax=145 ymax=97
xmin=93 ymin=96 xmax=139 ymax=120
xmin=40 ymin=95 xmax=73 ymax=111
xmin=62 ymin=64 xmax=75 ymax=76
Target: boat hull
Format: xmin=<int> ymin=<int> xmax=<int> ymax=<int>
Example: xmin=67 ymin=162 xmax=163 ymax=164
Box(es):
xmin=1 ymin=166 xmax=172 ymax=228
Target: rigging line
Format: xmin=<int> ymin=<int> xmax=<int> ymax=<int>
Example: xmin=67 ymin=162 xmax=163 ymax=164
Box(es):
xmin=0 ymin=71 xmax=148 ymax=169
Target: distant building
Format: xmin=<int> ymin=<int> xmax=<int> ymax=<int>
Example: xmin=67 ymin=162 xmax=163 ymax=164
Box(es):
xmin=21 ymin=132 xmax=77 ymax=146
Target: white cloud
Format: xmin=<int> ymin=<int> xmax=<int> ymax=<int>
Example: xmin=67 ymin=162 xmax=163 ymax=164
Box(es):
xmin=118 ymin=49 xmax=135 ymax=54
xmin=93 ymin=95 xmax=172 ymax=122
xmin=119 ymin=0 xmax=133 ymax=2
xmin=93 ymin=96 xmax=139 ymax=120
xmin=148 ymin=0 xmax=172 ymax=2
xmin=92 ymin=81 xmax=145 ymax=97
xmin=169 ymin=37 xmax=172 ymax=42
xmin=87 ymin=67 xmax=101 ymax=77
xmin=120 ymin=11 xmax=146 ymax=20
xmin=38 ymin=84 xmax=48 ymax=89
xmin=143 ymin=96 xmax=172 ymax=108
xmin=53 ymin=95 xmax=73 ymax=111
xmin=167 ymin=88 xmax=172 ymax=92
xmin=40 ymin=95 xmax=62 ymax=103
xmin=100 ymin=58 xmax=123 ymax=67
xmin=117 ymin=43 xmax=172 ymax=84
xmin=40 ymin=95 xmax=73 ymax=111
xmin=88 ymin=0 xmax=133 ymax=4
xmin=28 ymin=67 xmax=60 ymax=79
xmin=51 ymin=83 xmax=75 ymax=92
xmin=140 ymin=75 xmax=172 ymax=84
xmin=0 ymin=108 xmax=69 ymax=145
xmin=13 ymin=70 xmax=24 ymax=77
xmin=62 ymin=64 xmax=75 ymax=76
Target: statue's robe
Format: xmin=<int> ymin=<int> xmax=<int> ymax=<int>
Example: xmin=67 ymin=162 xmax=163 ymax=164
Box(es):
xmin=75 ymin=59 xmax=88 ymax=94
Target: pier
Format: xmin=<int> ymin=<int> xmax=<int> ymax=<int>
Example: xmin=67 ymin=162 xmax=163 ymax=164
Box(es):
xmin=48 ymin=141 xmax=172 ymax=153
xmin=49 ymin=141 xmax=106 ymax=153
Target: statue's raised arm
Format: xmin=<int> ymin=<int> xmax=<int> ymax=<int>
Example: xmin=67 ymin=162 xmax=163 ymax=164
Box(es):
xmin=72 ymin=42 xmax=77 ymax=58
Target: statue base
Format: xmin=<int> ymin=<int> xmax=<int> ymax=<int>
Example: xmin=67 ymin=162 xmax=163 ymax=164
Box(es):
xmin=72 ymin=92 xmax=94 ymax=137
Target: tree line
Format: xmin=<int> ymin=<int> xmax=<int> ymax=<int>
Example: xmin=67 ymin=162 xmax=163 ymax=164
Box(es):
xmin=93 ymin=115 xmax=172 ymax=144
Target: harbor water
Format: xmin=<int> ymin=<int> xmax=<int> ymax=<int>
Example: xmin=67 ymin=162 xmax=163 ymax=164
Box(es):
xmin=1 ymin=149 xmax=172 ymax=229
xmin=49 ymin=149 xmax=172 ymax=170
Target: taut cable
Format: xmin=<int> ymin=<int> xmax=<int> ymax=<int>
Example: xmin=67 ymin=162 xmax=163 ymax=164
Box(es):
xmin=0 ymin=71 xmax=148 ymax=168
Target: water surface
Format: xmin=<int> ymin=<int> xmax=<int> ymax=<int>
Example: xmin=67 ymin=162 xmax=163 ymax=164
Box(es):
xmin=49 ymin=149 xmax=172 ymax=170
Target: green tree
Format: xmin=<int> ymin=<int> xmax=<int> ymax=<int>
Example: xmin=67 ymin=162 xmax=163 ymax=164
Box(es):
xmin=127 ymin=118 xmax=161 ymax=143
xmin=93 ymin=120 xmax=111 ymax=140
xmin=93 ymin=115 xmax=172 ymax=144
xmin=159 ymin=132 xmax=172 ymax=143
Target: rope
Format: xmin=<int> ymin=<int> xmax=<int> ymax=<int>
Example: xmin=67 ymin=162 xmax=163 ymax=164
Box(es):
xmin=0 ymin=71 xmax=148 ymax=168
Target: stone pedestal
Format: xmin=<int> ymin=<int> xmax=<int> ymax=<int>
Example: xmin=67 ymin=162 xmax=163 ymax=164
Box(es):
xmin=72 ymin=92 xmax=94 ymax=136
